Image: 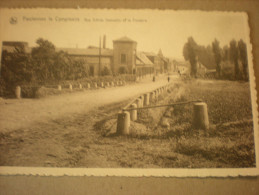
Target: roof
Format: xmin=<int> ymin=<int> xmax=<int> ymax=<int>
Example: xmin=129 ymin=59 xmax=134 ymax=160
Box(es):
xmin=56 ymin=48 xmax=113 ymax=56
xmin=136 ymin=52 xmax=153 ymax=66
xmin=2 ymin=45 xmax=31 ymax=54
xmin=143 ymin=52 xmax=157 ymax=57
xmin=113 ymin=36 xmax=136 ymax=43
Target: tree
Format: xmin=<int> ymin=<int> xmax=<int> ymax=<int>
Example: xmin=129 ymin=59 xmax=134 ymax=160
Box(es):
xmin=31 ymin=38 xmax=56 ymax=81
xmin=196 ymin=45 xmax=216 ymax=70
xmin=229 ymin=40 xmax=239 ymax=79
xmin=183 ymin=37 xmax=198 ymax=77
xmin=118 ymin=66 xmax=128 ymax=74
xmin=222 ymin=45 xmax=229 ymax=61
xmin=238 ymin=39 xmax=248 ymax=81
xmin=101 ymin=66 xmax=112 ymax=76
xmin=212 ymin=39 xmax=222 ymax=78
xmin=1 ymin=45 xmax=33 ymax=88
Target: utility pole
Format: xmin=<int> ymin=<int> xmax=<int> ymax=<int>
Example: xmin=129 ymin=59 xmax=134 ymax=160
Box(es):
xmin=99 ymin=36 xmax=102 ymax=76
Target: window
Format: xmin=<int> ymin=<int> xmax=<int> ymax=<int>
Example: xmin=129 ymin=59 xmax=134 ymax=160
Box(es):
xmin=121 ymin=54 xmax=127 ymax=64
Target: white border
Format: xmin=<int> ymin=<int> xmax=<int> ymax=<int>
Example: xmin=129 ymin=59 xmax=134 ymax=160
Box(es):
xmin=0 ymin=9 xmax=258 ymax=177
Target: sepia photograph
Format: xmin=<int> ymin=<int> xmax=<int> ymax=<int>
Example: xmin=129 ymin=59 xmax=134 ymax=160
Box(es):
xmin=0 ymin=9 xmax=258 ymax=176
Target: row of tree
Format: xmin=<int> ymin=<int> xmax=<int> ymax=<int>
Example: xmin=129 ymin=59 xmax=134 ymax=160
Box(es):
xmin=183 ymin=37 xmax=248 ymax=80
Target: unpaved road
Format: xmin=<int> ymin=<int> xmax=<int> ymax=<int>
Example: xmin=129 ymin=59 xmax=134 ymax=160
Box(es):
xmin=0 ymin=75 xmax=178 ymax=133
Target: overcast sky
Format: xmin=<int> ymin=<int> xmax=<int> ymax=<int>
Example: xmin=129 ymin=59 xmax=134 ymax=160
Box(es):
xmin=0 ymin=9 xmax=249 ymax=59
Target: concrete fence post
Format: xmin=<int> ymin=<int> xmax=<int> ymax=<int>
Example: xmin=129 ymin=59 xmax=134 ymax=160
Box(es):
xmin=100 ymin=82 xmax=104 ymax=88
xmin=15 ymin=86 xmax=21 ymax=99
xmin=139 ymin=95 xmax=144 ymax=107
xmin=57 ymin=85 xmax=62 ymax=91
xmin=156 ymin=89 xmax=160 ymax=97
xmin=79 ymin=84 xmax=82 ymax=89
xmin=136 ymin=98 xmax=143 ymax=108
xmin=111 ymin=81 xmax=114 ymax=87
xmin=130 ymin=104 xmax=137 ymax=121
xmin=144 ymin=93 xmax=150 ymax=106
xmin=193 ymin=102 xmax=209 ymax=130
xmin=116 ymin=111 xmax=130 ymax=135
xmin=87 ymin=83 xmax=91 ymax=89
xmin=106 ymin=82 xmax=110 ymax=87
xmin=149 ymin=92 xmax=154 ymax=102
xmin=69 ymin=84 xmax=73 ymax=91
xmin=94 ymin=83 xmax=98 ymax=88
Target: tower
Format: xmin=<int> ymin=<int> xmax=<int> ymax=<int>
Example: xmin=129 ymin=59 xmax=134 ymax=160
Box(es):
xmin=112 ymin=36 xmax=137 ymax=74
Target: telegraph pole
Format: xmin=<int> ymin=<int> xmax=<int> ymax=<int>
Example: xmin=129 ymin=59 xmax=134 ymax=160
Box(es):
xmin=99 ymin=36 xmax=102 ymax=76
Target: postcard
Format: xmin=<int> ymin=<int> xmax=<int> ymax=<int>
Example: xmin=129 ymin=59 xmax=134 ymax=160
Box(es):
xmin=0 ymin=9 xmax=258 ymax=177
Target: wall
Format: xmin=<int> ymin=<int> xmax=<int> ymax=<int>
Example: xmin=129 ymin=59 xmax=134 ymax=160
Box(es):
xmin=113 ymin=41 xmax=136 ymax=74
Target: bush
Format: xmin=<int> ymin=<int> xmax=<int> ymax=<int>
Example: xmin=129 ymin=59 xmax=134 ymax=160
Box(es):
xmin=118 ymin=66 xmax=128 ymax=74
xmin=101 ymin=67 xmax=112 ymax=76
xmin=21 ymin=85 xmax=41 ymax=98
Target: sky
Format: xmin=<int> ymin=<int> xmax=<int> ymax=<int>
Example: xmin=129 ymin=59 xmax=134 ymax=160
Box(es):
xmin=0 ymin=9 xmax=249 ymax=59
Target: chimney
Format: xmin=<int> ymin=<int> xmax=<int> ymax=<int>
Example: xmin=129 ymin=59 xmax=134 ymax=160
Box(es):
xmin=103 ymin=35 xmax=106 ymax=49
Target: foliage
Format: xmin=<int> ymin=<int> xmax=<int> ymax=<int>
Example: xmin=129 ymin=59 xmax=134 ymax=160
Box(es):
xmin=182 ymin=38 xmax=248 ymax=81
xmin=196 ymin=45 xmax=216 ymax=70
xmin=183 ymin=37 xmax=198 ymax=77
xmin=238 ymin=39 xmax=248 ymax=81
xmin=0 ymin=38 xmax=90 ymax=97
xmin=212 ymin=39 xmax=222 ymax=78
xmin=229 ymin=40 xmax=240 ymax=79
xmin=118 ymin=66 xmax=128 ymax=74
xmin=101 ymin=66 xmax=112 ymax=76
xmin=0 ymin=45 xmax=34 ymax=97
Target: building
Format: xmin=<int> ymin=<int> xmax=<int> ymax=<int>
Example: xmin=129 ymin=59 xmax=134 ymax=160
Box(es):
xmin=1 ymin=36 xmax=172 ymax=77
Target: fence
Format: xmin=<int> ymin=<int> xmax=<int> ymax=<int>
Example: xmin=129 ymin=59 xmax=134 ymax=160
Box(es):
xmin=116 ymin=83 xmax=209 ymax=135
xmin=15 ymin=80 xmax=127 ymax=99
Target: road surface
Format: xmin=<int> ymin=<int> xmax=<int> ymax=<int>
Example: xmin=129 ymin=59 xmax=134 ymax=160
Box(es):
xmin=0 ymin=75 xmax=179 ymax=133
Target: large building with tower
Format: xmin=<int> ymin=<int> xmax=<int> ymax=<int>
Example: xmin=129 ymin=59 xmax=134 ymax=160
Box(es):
xmin=1 ymin=36 xmax=172 ymax=77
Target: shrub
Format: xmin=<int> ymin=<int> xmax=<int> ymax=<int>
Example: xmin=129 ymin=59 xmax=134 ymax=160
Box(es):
xmin=21 ymin=85 xmax=41 ymax=98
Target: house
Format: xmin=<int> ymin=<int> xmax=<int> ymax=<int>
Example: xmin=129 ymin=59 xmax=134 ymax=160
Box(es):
xmin=1 ymin=36 xmax=172 ymax=77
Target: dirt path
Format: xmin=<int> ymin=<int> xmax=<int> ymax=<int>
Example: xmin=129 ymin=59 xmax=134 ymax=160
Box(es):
xmin=0 ymin=75 xmax=178 ymax=133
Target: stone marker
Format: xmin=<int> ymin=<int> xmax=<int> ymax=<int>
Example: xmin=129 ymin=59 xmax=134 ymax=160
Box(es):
xmin=117 ymin=111 xmax=130 ymax=135
xmin=15 ymin=86 xmax=21 ymax=99
xmin=57 ymin=85 xmax=62 ymax=91
xmin=79 ymin=84 xmax=82 ymax=89
xmin=193 ymin=102 xmax=209 ymax=130
xmin=136 ymin=98 xmax=143 ymax=108
xmin=69 ymin=84 xmax=73 ymax=91
xmin=87 ymin=83 xmax=91 ymax=89
xmin=149 ymin=92 xmax=154 ymax=101
xmin=111 ymin=81 xmax=114 ymax=87
xmin=94 ymin=83 xmax=98 ymax=88
xmin=144 ymin=93 xmax=150 ymax=106
xmin=100 ymin=82 xmax=104 ymax=88
xmin=139 ymin=95 xmax=144 ymax=107
xmin=130 ymin=103 xmax=137 ymax=121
